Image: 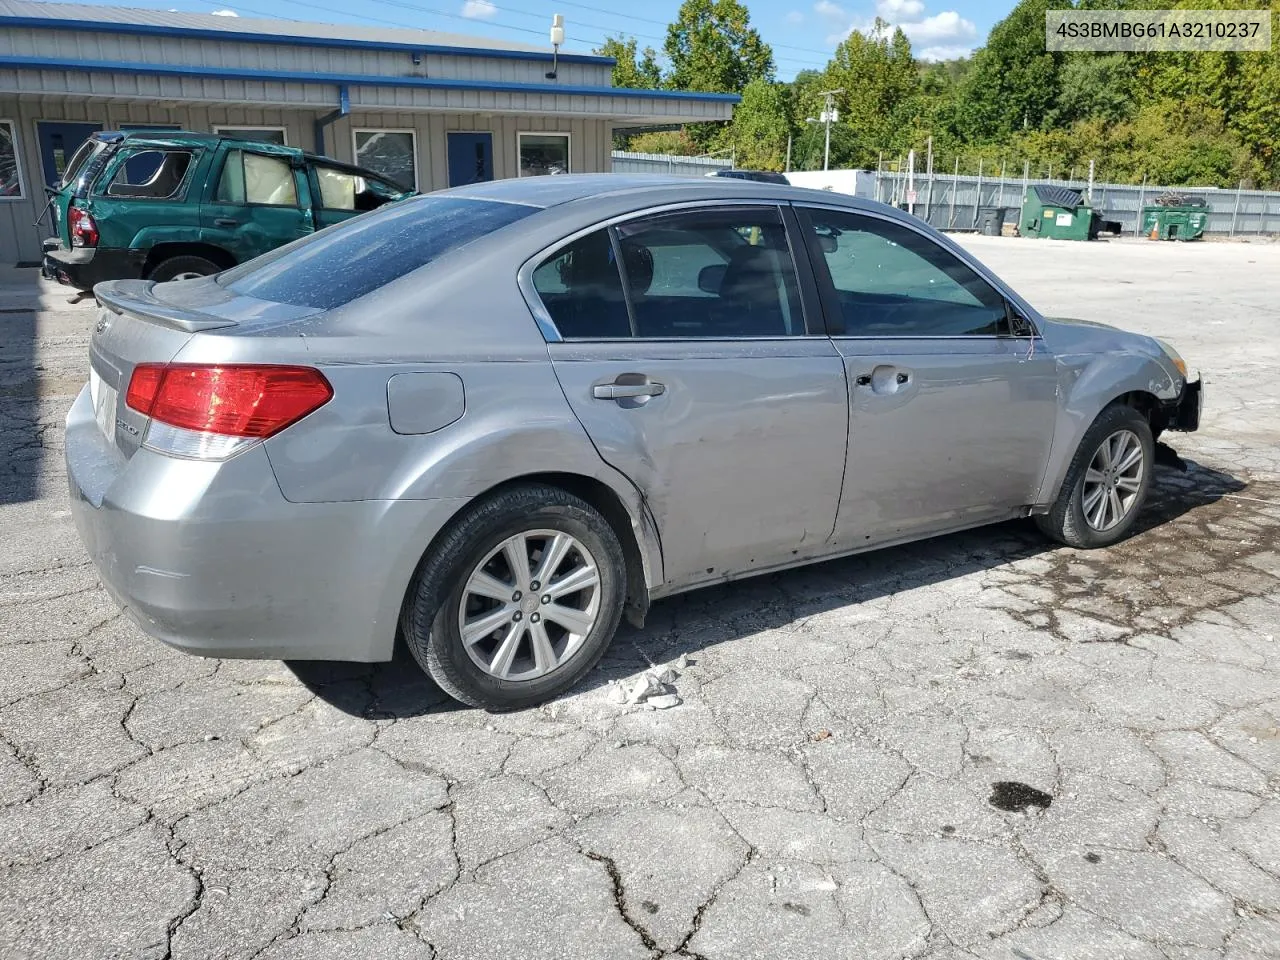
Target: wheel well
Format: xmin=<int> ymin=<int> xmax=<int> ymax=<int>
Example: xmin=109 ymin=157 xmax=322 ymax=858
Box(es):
xmin=143 ymin=242 xmax=237 ymax=277
xmin=1113 ymin=390 xmax=1168 ymax=437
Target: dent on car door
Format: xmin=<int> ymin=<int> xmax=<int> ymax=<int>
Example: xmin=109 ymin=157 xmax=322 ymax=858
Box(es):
xmin=796 ymin=206 xmax=1059 ymax=547
xmin=532 ymin=205 xmax=850 ymax=590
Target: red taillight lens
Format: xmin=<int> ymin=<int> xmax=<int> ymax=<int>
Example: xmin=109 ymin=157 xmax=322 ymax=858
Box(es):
xmin=69 ymin=206 xmax=98 ymax=248
xmin=125 ymin=364 xmax=333 ymax=438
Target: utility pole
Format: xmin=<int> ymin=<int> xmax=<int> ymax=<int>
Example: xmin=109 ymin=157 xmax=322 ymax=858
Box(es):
xmin=817 ymin=89 xmax=842 ymax=171
xmin=785 ymin=135 xmax=791 ymax=173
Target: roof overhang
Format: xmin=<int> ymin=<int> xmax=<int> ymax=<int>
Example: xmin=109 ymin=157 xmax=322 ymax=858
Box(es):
xmin=0 ymin=56 xmax=739 ymax=125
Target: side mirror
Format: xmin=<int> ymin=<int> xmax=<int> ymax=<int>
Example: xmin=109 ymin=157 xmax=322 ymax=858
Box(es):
xmin=698 ymin=263 xmax=727 ymax=294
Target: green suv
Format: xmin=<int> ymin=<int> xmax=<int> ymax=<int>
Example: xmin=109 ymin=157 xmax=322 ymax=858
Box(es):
xmin=42 ymin=130 xmax=413 ymax=290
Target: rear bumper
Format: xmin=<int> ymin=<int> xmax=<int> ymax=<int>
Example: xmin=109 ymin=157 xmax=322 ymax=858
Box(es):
xmin=1166 ymin=376 xmax=1202 ymax=432
xmin=65 ymin=385 xmax=467 ymax=662
xmin=44 ymin=246 xmax=146 ymax=291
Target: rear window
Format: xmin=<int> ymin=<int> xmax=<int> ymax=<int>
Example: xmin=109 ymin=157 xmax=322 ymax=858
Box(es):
xmin=218 ymin=195 xmax=536 ymax=310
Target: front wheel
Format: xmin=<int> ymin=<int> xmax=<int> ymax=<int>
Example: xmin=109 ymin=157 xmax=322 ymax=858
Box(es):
xmin=1036 ymin=404 xmax=1154 ymax=549
xmin=402 ymin=485 xmax=627 ymax=710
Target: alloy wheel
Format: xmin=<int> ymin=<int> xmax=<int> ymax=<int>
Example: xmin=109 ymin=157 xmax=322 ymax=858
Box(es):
xmin=457 ymin=529 xmax=601 ymax=681
xmin=1081 ymin=428 xmax=1145 ymax=532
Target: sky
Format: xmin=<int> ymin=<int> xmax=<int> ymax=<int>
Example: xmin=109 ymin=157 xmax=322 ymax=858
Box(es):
xmin=61 ymin=0 xmax=1016 ymax=78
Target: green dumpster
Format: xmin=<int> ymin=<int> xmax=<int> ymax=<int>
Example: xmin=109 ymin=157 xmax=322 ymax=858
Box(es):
xmin=1141 ymin=198 xmax=1207 ymax=241
xmin=1018 ymin=185 xmax=1099 ymax=241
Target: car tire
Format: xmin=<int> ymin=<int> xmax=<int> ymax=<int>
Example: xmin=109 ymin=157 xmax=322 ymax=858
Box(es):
xmin=402 ymin=484 xmax=627 ymax=711
xmin=147 ymin=255 xmax=222 ymax=283
xmin=1036 ymin=403 xmax=1154 ymax=549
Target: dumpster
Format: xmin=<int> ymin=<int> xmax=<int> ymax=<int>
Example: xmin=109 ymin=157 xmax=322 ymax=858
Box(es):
xmin=1018 ymin=185 xmax=1099 ymax=241
xmin=977 ymin=206 xmax=1010 ymax=236
xmin=1142 ymin=194 xmax=1207 ymax=241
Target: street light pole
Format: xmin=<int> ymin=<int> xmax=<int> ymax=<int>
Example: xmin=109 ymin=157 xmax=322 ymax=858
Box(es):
xmin=817 ymin=88 xmax=843 ymax=171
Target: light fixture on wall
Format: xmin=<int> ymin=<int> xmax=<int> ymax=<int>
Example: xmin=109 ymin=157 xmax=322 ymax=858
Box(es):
xmin=545 ymin=14 xmax=564 ymax=80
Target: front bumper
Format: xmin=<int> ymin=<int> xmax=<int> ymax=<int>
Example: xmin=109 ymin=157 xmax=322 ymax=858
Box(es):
xmin=65 ymin=385 xmax=467 ymax=662
xmin=1166 ymin=375 xmax=1202 ymax=432
xmin=43 ymin=245 xmax=146 ymax=291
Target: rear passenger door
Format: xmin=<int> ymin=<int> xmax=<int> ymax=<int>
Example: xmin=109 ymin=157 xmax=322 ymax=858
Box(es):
xmin=201 ymin=147 xmax=313 ymax=262
xmin=796 ymin=206 xmax=1058 ymax=547
xmin=530 ymin=204 xmax=849 ymax=590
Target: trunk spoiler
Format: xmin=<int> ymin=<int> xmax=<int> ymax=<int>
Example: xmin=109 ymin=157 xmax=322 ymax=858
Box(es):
xmin=97 ymin=281 xmax=240 ymax=333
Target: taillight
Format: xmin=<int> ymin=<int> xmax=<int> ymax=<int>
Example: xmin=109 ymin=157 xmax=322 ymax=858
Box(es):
xmin=126 ymin=363 xmax=332 ymax=459
xmin=69 ymin=206 xmax=98 ymax=248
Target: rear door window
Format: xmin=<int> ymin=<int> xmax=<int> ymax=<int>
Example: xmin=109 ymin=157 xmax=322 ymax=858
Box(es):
xmin=219 ymin=195 xmax=536 ymax=309
xmin=216 ymin=150 xmax=298 ymax=206
xmin=313 ymin=164 xmax=405 ymax=212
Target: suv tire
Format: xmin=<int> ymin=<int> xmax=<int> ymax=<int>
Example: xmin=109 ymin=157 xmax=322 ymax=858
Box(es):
xmin=148 ymin=255 xmax=222 ymax=283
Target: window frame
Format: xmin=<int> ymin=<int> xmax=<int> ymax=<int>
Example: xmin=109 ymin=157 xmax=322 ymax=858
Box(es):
xmin=351 ymin=127 xmax=419 ymax=192
xmin=211 ymin=148 xmax=303 ymax=210
xmin=308 ymin=160 xmax=406 ymax=213
xmin=0 ymin=118 xmax=26 ymax=201
xmin=212 ymin=125 xmax=289 ymax=146
xmin=519 ymin=200 xmax=826 ymax=342
xmin=98 ymin=146 xmax=199 ymax=202
xmin=794 ymin=204 xmax=1041 ymax=339
xmin=516 ymin=131 xmax=571 ymax=178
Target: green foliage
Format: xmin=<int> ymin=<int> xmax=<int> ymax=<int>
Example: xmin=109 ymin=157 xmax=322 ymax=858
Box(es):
xmin=595 ymin=36 xmax=662 ymax=90
xmin=664 ymin=0 xmax=775 ymax=93
xmin=820 ymin=20 xmax=920 ymax=165
xmin=722 ymin=79 xmax=793 ymax=170
xmin=623 ymin=129 xmax=702 ymax=155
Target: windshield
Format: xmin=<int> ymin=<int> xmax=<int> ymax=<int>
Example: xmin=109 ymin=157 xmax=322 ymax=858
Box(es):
xmin=217 ymin=195 xmax=537 ymax=310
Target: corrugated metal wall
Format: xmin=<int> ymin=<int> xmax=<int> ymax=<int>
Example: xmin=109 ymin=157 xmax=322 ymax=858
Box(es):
xmin=0 ymin=96 xmax=611 ymax=263
xmin=876 ymin=172 xmax=1280 ymax=237
xmin=611 ymin=151 xmax=732 ymax=177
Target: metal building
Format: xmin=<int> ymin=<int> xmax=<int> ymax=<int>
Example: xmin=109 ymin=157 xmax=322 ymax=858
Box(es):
xmin=0 ymin=0 xmax=737 ymax=264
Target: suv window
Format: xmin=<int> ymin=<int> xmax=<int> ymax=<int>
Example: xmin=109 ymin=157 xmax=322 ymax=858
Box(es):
xmin=313 ymin=164 xmax=403 ymax=212
xmin=104 ymin=149 xmax=194 ymax=199
xmin=219 ymin=195 xmax=535 ymax=310
xmin=803 ymin=209 xmax=1007 ymax=336
xmin=532 ymin=208 xmax=805 ymax=339
xmin=216 ymin=150 xmax=298 ymax=206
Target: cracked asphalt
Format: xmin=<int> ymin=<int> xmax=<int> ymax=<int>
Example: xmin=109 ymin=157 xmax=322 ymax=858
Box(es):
xmin=2 ymin=235 xmax=1279 ymax=960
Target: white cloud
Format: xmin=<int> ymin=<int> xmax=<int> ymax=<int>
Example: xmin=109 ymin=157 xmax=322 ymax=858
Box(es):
xmin=916 ymin=44 xmax=972 ymax=61
xmin=814 ymin=0 xmax=847 ymax=23
xmin=209 ymin=8 xmax=238 ymax=15
xmin=460 ymin=0 xmax=497 ymax=19
xmin=876 ymin=0 xmax=923 ymax=18
xmin=786 ymin=10 xmax=805 ymax=24
xmin=899 ymin=10 xmax=976 ymax=43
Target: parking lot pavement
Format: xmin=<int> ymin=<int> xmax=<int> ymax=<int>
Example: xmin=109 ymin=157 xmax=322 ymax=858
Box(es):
xmin=1 ymin=236 xmax=1278 ymax=960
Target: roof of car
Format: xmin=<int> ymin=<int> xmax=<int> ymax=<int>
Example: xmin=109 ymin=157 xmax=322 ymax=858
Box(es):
xmin=447 ymin=173 xmax=889 ymax=216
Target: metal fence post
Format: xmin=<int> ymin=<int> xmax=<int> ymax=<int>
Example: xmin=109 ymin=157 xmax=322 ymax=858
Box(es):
xmin=949 ymin=157 xmax=958 ymax=228
xmin=1135 ymin=175 xmax=1147 ymax=238
xmin=973 ymin=158 xmax=983 ymax=228
xmin=1230 ymin=180 xmax=1243 ymax=237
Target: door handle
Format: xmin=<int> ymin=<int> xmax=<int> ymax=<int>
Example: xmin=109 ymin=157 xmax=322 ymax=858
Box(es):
xmin=592 ymin=381 xmax=666 ymax=400
xmin=213 ymin=217 xmax=239 ymax=227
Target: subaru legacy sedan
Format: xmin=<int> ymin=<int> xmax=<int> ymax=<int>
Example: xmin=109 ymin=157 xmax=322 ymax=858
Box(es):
xmin=66 ymin=176 xmax=1201 ymax=710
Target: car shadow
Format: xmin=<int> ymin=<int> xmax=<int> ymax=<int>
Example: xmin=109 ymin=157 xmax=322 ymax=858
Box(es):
xmin=288 ymin=456 xmax=1247 ymax=718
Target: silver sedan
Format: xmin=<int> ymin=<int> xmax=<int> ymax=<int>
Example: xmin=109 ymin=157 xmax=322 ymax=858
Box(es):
xmin=66 ymin=176 xmax=1202 ymax=710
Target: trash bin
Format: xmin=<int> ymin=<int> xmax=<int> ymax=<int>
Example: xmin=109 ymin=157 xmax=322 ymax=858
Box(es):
xmin=978 ymin=206 xmax=1009 ymax=236
xmin=1018 ymin=186 xmax=1096 ymax=241
xmin=1142 ymin=204 xmax=1207 ymax=241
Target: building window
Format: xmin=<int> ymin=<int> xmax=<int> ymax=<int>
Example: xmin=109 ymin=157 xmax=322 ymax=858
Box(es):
xmin=0 ymin=120 xmax=24 ymax=199
xmin=353 ymin=129 xmax=417 ymax=192
xmin=518 ymin=133 xmax=570 ymax=177
xmin=213 ymin=126 xmax=288 ymax=146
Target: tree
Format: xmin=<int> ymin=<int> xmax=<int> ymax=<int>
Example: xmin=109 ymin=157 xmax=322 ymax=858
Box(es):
xmin=819 ymin=19 xmax=920 ymax=165
xmin=723 ymin=79 xmax=792 ymax=170
xmin=664 ymin=0 xmax=775 ymax=93
xmin=595 ymin=36 xmax=662 ymax=90
xmin=955 ymin=0 xmax=1068 ymax=141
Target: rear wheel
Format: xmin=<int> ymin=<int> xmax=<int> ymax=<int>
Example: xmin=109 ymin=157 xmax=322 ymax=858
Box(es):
xmin=147 ymin=255 xmax=221 ymax=283
xmin=1037 ymin=404 xmax=1154 ymax=548
xmin=402 ymin=485 xmax=626 ymax=710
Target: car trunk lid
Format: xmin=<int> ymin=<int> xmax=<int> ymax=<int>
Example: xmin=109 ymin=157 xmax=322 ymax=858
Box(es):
xmin=89 ymin=278 xmax=321 ymax=458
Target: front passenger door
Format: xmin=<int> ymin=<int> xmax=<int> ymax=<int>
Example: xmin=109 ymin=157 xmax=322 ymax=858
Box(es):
xmin=533 ymin=205 xmax=850 ymax=590
xmin=797 ymin=207 xmax=1059 ymax=547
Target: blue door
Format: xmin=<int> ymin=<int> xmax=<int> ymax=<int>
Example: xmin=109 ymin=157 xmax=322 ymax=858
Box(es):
xmin=447 ymin=132 xmax=493 ymax=187
xmin=36 ymin=121 xmax=102 ymax=189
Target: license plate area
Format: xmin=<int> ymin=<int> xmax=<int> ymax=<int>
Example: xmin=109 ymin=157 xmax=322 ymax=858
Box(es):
xmin=89 ymin=367 xmax=119 ymax=443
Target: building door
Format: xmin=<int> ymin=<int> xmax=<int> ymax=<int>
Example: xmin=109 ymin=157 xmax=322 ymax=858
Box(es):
xmin=447 ymin=132 xmax=493 ymax=186
xmin=36 ymin=121 xmax=102 ymax=189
